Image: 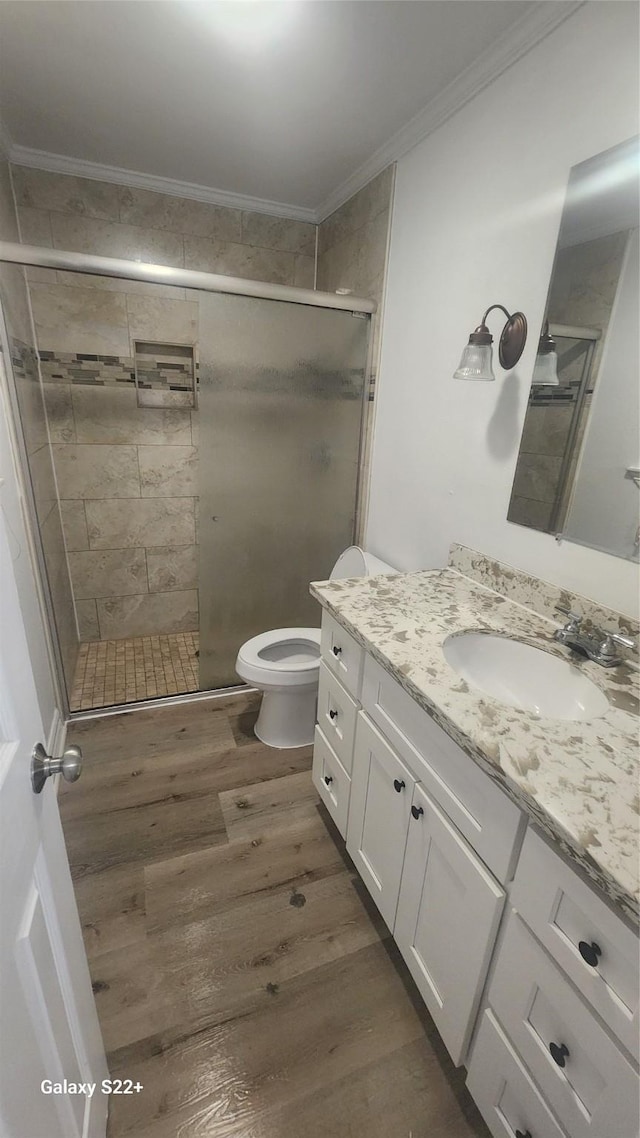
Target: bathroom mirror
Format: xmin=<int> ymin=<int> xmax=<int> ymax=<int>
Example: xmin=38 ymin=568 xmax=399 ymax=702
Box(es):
xmin=507 ymin=137 xmax=639 ymax=561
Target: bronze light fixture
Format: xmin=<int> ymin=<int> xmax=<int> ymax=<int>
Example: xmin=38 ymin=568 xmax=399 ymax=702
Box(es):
xmin=453 ymin=304 xmax=528 ymax=381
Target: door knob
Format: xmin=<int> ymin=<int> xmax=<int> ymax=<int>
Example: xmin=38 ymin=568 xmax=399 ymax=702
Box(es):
xmin=393 ymin=779 xmax=405 ymax=793
xmin=411 ymin=804 xmax=424 ymax=820
xmin=31 ymin=742 xmax=83 ymax=794
xmin=515 ymin=1131 xmax=532 ymax=1138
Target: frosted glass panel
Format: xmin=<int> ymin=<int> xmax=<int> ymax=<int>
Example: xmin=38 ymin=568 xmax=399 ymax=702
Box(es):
xmin=197 ymin=291 xmax=369 ymax=689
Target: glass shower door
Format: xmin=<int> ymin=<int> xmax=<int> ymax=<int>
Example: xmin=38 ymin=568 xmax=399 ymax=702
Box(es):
xmin=197 ymin=291 xmax=370 ymax=689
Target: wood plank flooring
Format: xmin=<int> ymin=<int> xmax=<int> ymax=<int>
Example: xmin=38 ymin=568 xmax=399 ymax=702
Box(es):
xmin=60 ymin=693 xmax=490 ymax=1138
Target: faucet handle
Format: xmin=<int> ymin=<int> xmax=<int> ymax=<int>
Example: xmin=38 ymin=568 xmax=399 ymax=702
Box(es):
xmin=556 ymin=607 xmax=582 ymax=630
xmin=600 ymin=631 xmax=636 ymax=653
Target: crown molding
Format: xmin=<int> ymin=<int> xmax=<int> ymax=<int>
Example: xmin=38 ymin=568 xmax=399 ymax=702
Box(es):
xmin=8 ymin=144 xmax=318 ymax=223
xmin=316 ymin=0 xmax=585 ymax=222
xmin=5 ymin=1 xmax=584 ymax=226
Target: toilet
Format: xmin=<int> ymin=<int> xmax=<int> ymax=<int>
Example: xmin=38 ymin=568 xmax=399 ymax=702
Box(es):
xmin=236 ymin=546 xmax=396 ymax=748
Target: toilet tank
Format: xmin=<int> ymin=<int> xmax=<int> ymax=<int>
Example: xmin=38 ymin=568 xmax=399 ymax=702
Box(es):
xmin=329 ymin=545 xmax=396 ymax=580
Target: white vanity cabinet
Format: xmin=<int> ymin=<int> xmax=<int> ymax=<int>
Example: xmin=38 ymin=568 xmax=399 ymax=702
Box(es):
xmin=345 ymin=712 xmax=506 ymax=1064
xmin=312 ymin=621 xmax=364 ymax=839
xmin=469 ymin=830 xmax=640 ymax=1138
xmin=346 ymin=713 xmax=416 ymax=929
xmin=311 ymin=609 xmax=640 ymax=1136
xmin=394 ymin=781 xmax=505 ymax=1064
xmin=484 ymin=912 xmax=639 ymax=1138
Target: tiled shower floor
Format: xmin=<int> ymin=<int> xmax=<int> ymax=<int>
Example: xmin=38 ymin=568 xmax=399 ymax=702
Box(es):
xmin=70 ymin=632 xmax=200 ymax=711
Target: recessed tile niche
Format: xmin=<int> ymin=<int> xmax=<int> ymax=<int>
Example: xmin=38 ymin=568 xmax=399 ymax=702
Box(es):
xmin=134 ymin=340 xmax=197 ymax=408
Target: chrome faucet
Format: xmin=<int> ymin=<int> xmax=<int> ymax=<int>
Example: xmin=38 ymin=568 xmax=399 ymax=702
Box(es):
xmin=553 ymin=610 xmax=636 ymax=668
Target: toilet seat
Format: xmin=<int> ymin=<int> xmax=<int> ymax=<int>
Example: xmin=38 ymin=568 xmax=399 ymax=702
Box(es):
xmin=236 ymin=627 xmax=321 ymax=688
xmin=235 ymin=548 xmax=396 ymax=747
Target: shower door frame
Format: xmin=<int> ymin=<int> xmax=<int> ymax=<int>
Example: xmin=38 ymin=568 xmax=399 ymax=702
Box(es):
xmin=0 ymin=241 xmax=377 ymax=720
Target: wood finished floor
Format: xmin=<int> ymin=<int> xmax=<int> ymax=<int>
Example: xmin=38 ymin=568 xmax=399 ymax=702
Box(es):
xmin=60 ymin=693 xmax=490 ymax=1138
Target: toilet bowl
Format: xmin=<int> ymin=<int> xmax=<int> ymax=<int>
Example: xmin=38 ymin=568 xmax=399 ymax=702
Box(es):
xmin=235 ymin=546 xmax=396 ymax=749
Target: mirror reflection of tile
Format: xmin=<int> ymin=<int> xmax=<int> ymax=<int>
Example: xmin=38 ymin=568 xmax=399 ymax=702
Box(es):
xmin=508 ymin=138 xmax=639 ymax=563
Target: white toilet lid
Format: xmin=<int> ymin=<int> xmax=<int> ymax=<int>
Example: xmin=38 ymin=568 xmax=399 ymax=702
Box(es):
xmin=330 ymin=546 xmax=367 ymax=579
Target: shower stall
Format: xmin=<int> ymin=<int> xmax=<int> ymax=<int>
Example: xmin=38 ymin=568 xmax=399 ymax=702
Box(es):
xmin=0 ymin=242 xmax=374 ymax=715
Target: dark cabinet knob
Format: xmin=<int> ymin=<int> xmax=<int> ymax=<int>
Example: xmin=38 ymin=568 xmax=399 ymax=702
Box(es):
xmin=515 ymin=1131 xmax=532 ymax=1138
xmin=549 ymin=1042 xmax=569 ymax=1068
xmin=323 ymin=775 xmax=333 ymax=786
xmin=411 ymin=804 xmax=424 ymax=820
xmin=393 ymin=779 xmax=405 ymax=793
xmin=332 ymin=645 xmax=342 ymax=657
xmin=578 ymin=940 xmax=602 ymax=967
xmin=329 ymin=709 xmax=338 ymax=720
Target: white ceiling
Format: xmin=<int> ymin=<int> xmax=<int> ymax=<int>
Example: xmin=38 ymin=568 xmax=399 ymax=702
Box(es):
xmin=0 ymin=1 xmax=549 ymax=217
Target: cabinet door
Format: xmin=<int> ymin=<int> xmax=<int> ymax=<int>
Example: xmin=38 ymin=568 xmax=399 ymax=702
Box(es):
xmin=346 ymin=713 xmax=415 ymax=930
xmin=467 ymin=1011 xmax=568 ymax=1138
xmin=511 ymin=827 xmax=639 ymax=1061
xmin=395 ymin=782 xmax=505 ymax=1065
xmin=489 ymin=912 xmax=640 ymax=1138
xmin=312 ymin=726 xmax=351 ymax=838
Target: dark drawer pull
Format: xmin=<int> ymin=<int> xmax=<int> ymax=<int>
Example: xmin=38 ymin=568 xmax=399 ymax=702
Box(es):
xmin=411 ymin=804 xmax=424 ymax=820
xmin=549 ymin=1042 xmax=569 ymax=1068
xmin=323 ymin=775 xmax=333 ymax=786
xmin=329 ymin=709 xmax=338 ymax=720
xmin=515 ymin=1131 xmax=532 ymax=1138
xmin=332 ymin=645 xmax=342 ymax=657
xmin=578 ymin=940 xmax=602 ymax=967
xmin=393 ymin=779 xmax=405 ymax=793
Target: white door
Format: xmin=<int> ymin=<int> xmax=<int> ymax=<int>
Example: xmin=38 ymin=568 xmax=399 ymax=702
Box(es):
xmin=0 ymin=401 xmax=108 ymax=1136
xmin=394 ymin=782 xmax=505 ymax=1066
xmin=346 ymin=713 xmax=415 ymax=929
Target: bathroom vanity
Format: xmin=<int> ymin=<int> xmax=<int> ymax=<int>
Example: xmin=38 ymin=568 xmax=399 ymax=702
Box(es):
xmin=310 ymin=547 xmax=639 ymax=1138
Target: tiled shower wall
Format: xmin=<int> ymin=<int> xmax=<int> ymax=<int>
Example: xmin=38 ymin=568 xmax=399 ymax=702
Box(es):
xmin=11 ymin=163 xmax=393 ymax=645
xmin=316 ymin=166 xmax=395 ymax=530
xmin=12 ymin=165 xmax=318 ymax=642
xmin=0 ymin=156 xmax=79 ymax=689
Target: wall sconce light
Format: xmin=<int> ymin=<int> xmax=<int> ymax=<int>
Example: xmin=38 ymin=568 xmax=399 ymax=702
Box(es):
xmin=453 ymin=304 xmax=528 ymax=381
xmin=531 ymin=320 xmax=560 ymax=386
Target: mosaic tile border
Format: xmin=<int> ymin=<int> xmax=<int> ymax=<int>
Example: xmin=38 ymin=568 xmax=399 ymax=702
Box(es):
xmin=37 ymin=349 xmax=198 ymax=392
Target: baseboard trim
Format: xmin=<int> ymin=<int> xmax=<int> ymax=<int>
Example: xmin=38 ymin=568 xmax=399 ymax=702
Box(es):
xmin=46 ymin=706 xmax=67 ymax=757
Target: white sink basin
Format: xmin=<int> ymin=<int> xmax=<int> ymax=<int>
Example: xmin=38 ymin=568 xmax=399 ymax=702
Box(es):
xmin=443 ymin=632 xmax=609 ymax=721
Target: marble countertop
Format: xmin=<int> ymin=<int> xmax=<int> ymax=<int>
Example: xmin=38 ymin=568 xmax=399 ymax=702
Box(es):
xmin=311 ymin=567 xmax=640 ymax=925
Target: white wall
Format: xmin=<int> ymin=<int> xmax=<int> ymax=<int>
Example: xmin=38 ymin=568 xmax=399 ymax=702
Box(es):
xmin=367 ymin=1 xmax=640 ymax=618
xmin=565 ymin=228 xmax=639 ymax=560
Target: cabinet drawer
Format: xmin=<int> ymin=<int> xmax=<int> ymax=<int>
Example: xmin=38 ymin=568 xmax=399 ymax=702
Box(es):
xmin=346 ymin=713 xmax=415 ymax=930
xmin=312 ymin=726 xmax=351 ymax=838
xmin=317 ymin=660 xmax=358 ymax=774
xmin=395 ymin=782 xmax=505 ymax=1065
xmin=362 ymin=656 xmax=524 ymax=883
xmin=467 ymin=1010 xmax=568 ymax=1138
xmin=489 ymin=912 xmax=639 ymax=1138
xmin=511 ymin=827 xmax=639 ymax=1061
xmin=320 ymin=611 xmax=364 ymax=699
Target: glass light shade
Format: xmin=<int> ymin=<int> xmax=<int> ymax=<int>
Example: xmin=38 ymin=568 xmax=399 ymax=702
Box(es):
xmin=532 ymin=350 xmax=559 ymax=386
xmin=453 ymin=343 xmax=495 ymax=381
